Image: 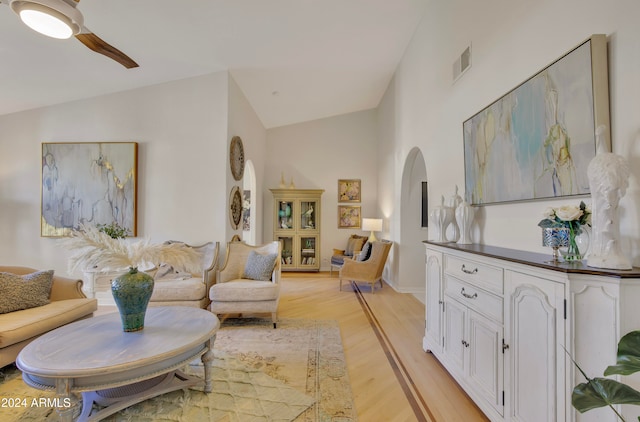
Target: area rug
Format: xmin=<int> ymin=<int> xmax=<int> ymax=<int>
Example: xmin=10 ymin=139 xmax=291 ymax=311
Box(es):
xmin=0 ymin=318 xmax=356 ymax=422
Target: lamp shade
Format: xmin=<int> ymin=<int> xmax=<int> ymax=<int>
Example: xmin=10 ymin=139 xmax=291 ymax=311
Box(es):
xmin=362 ymin=218 xmax=383 ymax=232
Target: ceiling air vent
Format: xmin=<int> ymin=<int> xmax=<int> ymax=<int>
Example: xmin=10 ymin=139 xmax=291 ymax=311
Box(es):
xmin=453 ymin=45 xmax=472 ymax=83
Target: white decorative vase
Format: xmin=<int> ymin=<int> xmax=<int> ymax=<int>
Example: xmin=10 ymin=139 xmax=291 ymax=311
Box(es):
xmin=586 ymin=125 xmax=631 ymax=269
xmin=455 ymin=199 xmax=475 ymax=245
xmin=446 ymin=186 xmax=463 ymax=243
xmin=430 ymin=196 xmax=453 ymax=243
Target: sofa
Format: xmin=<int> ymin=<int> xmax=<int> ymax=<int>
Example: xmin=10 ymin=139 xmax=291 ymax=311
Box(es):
xmin=0 ymin=266 xmax=98 ymax=368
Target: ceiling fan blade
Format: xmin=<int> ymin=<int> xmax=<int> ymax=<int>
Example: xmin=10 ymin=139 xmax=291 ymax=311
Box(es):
xmin=75 ymin=30 xmax=139 ymax=69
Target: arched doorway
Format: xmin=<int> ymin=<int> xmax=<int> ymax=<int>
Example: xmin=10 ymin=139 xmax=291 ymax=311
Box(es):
xmin=243 ymin=160 xmax=257 ymax=245
xmin=399 ymin=147 xmax=427 ymax=300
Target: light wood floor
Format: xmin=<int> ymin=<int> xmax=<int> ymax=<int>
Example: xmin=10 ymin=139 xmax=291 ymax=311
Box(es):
xmin=98 ymin=273 xmax=488 ymax=421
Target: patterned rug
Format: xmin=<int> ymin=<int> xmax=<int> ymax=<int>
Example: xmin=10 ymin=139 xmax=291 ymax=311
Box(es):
xmin=0 ymin=318 xmax=356 ymax=421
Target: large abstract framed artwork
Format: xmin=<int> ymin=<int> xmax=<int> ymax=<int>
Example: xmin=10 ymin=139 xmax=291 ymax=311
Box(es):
xmin=463 ymin=34 xmax=610 ymax=205
xmin=41 ymin=142 xmax=138 ymax=237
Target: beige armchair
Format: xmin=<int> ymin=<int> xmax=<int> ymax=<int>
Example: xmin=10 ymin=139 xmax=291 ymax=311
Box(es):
xmin=209 ymin=241 xmax=281 ymax=328
xmin=339 ymin=240 xmax=392 ymax=294
xmin=330 ymin=234 xmax=368 ymax=276
xmin=148 ymin=241 xmax=219 ymax=309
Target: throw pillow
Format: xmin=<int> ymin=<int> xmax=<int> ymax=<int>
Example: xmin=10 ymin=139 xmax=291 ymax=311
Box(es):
xmin=242 ymin=251 xmax=278 ymax=281
xmin=0 ymin=270 xmax=54 ymax=314
xmin=356 ymin=242 xmax=373 ymax=262
xmin=346 ymin=235 xmax=365 ymax=256
xmin=153 ymin=263 xmax=192 ymax=281
xmin=352 ymin=237 xmax=366 ymax=254
xmin=345 ymin=236 xmax=357 ymax=256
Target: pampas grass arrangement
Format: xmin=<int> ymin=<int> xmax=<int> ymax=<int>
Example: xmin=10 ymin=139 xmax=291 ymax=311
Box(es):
xmin=61 ymin=224 xmax=202 ymax=275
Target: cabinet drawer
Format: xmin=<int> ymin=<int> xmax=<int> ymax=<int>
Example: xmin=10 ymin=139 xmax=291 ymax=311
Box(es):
xmin=445 ymin=276 xmax=503 ymax=323
xmin=444 ymin=255 xmax=503 ymax=294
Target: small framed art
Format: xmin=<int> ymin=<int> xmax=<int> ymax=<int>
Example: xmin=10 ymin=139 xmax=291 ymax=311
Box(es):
xmin=338 ymin=205 xmax=361 ymax=229
xmin=338 ymin=179 xmax=361 ymax=202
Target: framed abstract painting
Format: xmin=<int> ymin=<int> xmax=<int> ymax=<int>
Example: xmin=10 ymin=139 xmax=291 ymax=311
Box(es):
xmin=463 ymin=34 xmax=610 ymax=205
xmin=338 ymin=206 xmax=361 ymax=229
xmin=41 ymin=142 xmax=138 ymax=237
xmin=338 ymin=179 xmax=361 ymax=203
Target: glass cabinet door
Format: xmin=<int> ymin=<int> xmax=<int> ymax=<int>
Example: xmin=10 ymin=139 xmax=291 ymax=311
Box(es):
xmin=299 ymin=236 xmax=318 ymax=267
xmin=300 ymin=200 xmax=317 ymax=230
xmin=278 ymin=236 xmax=294 ymax=268
xmin=277 ymin=201 xmax=294 ymax=230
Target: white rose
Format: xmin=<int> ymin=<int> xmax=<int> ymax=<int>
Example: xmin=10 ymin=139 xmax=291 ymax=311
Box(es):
xmin=543 ymin=207 xmax=556 ymax=220
xmin=555 ymin=205 xmax=583 ymax=222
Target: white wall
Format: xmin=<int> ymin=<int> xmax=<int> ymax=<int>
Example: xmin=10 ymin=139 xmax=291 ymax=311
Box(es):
xmin=378 ymin=0 xmax=640 ymax=263
xmin=0 ymin=73 xmax=230 ymax=278
xmin=227 ymin=76 xmax=267 ymax=244
xmin=265 ymin=110 xmax=378 ymax=271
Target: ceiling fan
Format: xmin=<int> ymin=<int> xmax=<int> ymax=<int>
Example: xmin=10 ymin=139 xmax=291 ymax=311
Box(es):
xmin=1 ymin=0 xmax=138 ymax=68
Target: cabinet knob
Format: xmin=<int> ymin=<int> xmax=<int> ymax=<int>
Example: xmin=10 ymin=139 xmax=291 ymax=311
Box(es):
xmin=461 ymin=340 xmax=470 ymax=348
xmin=502 ymin=339 xmax=510 ymax=352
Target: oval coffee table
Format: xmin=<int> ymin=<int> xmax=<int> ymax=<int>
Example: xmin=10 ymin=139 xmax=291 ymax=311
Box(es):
xmin=16 ymin=306 xmax=220 ymax=422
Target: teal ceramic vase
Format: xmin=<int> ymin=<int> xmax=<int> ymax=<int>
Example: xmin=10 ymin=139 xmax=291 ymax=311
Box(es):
xmin=111 ymin=267 xmax=154 ymax=332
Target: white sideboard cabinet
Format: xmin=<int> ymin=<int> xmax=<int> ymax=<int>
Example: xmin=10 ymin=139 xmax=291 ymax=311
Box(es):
xmin=423 ymin=241 xmax=640 ymax=422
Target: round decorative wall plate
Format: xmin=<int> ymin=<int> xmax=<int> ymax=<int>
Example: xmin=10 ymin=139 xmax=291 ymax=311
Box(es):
xmin=229 ymin=136 xmax=245 ymax=181
xmin=229 ymin=186 xmax=243 ymax=229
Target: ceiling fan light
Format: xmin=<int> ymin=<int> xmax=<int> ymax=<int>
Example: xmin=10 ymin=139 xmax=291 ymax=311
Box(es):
xmin=10 ymin=0 xmax=83 ymax=39
xmin=19 ymin=8 xmax=72 ymax=39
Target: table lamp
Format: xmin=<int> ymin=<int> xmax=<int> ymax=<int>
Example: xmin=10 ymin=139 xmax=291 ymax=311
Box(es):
xmin=362 ymin=218 xmax=383 ymax=242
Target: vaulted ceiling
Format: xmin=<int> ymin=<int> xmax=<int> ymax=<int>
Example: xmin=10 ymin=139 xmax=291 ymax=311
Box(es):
xmin=0 ymin=0 xmax=427 ymax=128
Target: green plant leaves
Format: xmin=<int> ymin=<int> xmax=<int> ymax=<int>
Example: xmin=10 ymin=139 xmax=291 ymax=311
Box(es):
xmin=573 ymin=377 xmax=640 ymax=413
xmin=605 ymin=331 xmax=640 ymax=377
xmin=570 ymin=330 xmax=640 ymax=420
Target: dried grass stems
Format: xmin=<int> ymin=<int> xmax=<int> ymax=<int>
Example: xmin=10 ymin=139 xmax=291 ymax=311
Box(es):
xmin=61 ymin=224 xmax=202 ymax=274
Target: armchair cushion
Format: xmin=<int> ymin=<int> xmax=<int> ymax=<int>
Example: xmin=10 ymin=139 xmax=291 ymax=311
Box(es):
xmin=0 ymin=270 xmax=54 ymax=314
xmin=242 ymin=251 xmax=278 ymax=281
xmin=210 ymin=280 xmax=279 ymax=302
xmin=150 ymin=277 xmax=208 ymax=302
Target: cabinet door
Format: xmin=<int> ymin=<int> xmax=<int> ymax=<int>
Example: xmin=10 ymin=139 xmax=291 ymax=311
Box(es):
xmin=299 ymin=235 xmax=319 ymax=268
xmin=443 ymin=295 xmax=467 ymax=377
xmin=275 ymin=200 xmax=295 ymax=230
xmin=425 ymin=249 xmax=444 ymax=354
xmin=570 ymin=280 xmax=620 ymax=422
xmin=278 ymin=236 xmax=295 ymax=268
xmin=468 ymin=309 xmax=504 ymax=416
xmin=299 ymin=200 xmax=319 ymax=231
xmin=506 ymin=271 xmax=564 ymax=422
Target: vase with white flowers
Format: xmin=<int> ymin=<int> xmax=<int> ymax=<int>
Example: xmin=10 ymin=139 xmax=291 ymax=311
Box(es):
xmin=62 ymin=224 xmax=202 ymax=331
xmin=538 ymin=201 xmax=592 ymax=261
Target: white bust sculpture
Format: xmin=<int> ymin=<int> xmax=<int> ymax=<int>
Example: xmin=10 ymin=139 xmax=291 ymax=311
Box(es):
xmin=586 ymin=125 xmax=632 ymax=270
